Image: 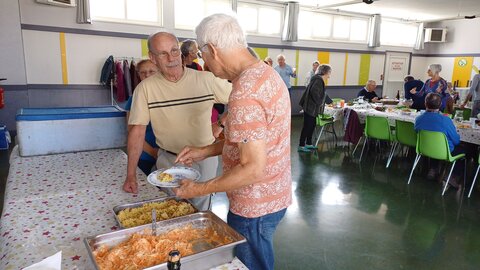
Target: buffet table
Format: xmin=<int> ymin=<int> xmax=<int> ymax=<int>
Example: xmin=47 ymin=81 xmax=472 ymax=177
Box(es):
xmin=0 ymin=147 xmax=247 ymax=270
xmin=324 ymin=105 xmax=480 ymax=145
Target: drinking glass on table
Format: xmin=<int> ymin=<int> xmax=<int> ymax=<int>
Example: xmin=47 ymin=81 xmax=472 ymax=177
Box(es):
xmin=454 ymin=110 xmax=463 ymax=123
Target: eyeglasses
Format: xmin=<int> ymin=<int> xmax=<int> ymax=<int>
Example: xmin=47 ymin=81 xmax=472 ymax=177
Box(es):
xmin=151 ymin=47 xmax=181 ymax=59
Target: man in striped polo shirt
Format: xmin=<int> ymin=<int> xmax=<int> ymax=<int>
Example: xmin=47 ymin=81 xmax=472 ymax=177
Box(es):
xmin=124 ymin=32 xmax=231 ymax=211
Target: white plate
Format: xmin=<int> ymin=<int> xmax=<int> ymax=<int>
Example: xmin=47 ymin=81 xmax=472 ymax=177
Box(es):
xmin=147 ymin=166 xmax=201 ymax=188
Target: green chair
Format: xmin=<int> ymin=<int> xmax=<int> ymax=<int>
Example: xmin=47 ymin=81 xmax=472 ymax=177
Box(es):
xmin=313 ymin=114 xmax=337 ymax=146
xmin=468 ymin=154 xmax=480 ymax=198
xmin=331 ymin=98 xmax=342 ymax=104
xmin=386 ymin=120 xmax=417 ymax=168
xmin=407 ymin=130 xmax=466 ymax=196
xmin=359 ymin=116 xmax=394 ymax=163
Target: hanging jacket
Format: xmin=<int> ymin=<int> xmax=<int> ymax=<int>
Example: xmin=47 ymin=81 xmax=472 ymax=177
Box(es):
xmin=100 ymin=55 xmax=114 ymax=86
xmin=130 ymin=60 xmax=140 ymax=91
xmin=114 ymin=61 xmax=126 ymax=102
xmin=299 ymin=74 xmax=326 ymax=117
xmin=343 ymin=108 xmax=362 ymax=145
xmin=123 ymin=60 xmax=132 ymax=97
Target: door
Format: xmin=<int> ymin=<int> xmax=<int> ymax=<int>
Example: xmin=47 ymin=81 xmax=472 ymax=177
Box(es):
xmin=383 ymin=52 xmax=411 ymax=99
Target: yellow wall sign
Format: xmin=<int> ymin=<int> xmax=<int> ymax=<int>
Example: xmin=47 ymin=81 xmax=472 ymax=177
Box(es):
xmin=451 ymin=57 xmax=473 ymax=87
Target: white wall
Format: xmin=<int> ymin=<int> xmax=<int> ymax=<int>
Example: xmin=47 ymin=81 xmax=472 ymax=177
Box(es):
xmin=422 ymin=19 xmax=480 ymax=55
xmin=0 ymin=0 xmax=26 ymax=84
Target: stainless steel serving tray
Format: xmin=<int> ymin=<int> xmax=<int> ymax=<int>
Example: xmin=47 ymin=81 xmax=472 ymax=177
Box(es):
xmin=84 ymin=211 xmax=246 ymax=270
xmin=112 ymin=196 xmax=198 ymax=228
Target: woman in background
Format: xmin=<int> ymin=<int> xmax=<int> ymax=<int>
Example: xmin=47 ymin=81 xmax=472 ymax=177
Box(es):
xmin=298 ymin=64 xmax=332 ymax=152
xmin=125 ymin=59 xmax=159 ymax=175
xmin=410 ymin=64 xmax=448 ymax=111
xmin=181 ymin=39 xmax=203 ymax=71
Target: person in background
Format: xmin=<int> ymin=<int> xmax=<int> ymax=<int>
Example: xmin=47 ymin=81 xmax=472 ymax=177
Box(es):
xmin=298 ymin=64 xmax=332 ymax=152
xmin=444 ymin=82 xmax=456 ymax=114
xmin=461 ymin=71 xmax=480 ymax=118
xmin=404 ymin=75 xmax=425 ymax=110
xmin=174 ymin=14 xmax=291 ymax=270
xmin=125 ymin=59 xmax=159 ymax=175
xmin=305 ymin=60 xmax=320 ymax=87
xmin=357 ymin=80 xmax=380 ymax=102
xmin=274 ymin=54 xmax=296 ymax=93
xmin=180 ymin=39 xmax=203 ymax=71
xmin=411 ymin=64 xmax=448 ymax=111
xmin=264 ymin=56 xmax=273 ymax=66
xmin=414 ymin=93 xmax=464 ymax=188
xmin=124 ymin=32 xmax=231 ymax=211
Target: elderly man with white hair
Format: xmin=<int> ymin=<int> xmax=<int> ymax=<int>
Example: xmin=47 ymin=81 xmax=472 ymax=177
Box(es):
xmin=274 ymin=54 xmax=297 ymax=93
xmin=410 ymin=64 xmax=448 ymax=111
xmin=357 ymin=79 xmax=380 ymax=102
xmin=174 ymin=13 xmax=292 ymax=270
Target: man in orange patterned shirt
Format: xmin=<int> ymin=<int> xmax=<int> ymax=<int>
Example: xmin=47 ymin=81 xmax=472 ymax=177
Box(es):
xmin=174 ymin=14 xmax=292 ymax=270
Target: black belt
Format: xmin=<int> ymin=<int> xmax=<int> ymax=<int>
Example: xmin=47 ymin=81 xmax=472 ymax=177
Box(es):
xmin=162 ymin=149 xmax=177 ymax=156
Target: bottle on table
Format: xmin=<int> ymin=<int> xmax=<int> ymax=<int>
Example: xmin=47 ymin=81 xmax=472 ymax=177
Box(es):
xmin=396 ymin=90 xmax=400 ymax=100
xmin=167 ymin=250 xmax=181 ymax=270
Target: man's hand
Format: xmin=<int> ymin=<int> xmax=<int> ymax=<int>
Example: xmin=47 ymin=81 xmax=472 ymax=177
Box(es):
xmin=175 ymin=146 xmax=207 ymax=166
xmin=372 ymin=97 xmax=379 ymax=102
xmin=123 ymin=175 xmax=138 ymax=193
xmin=410 ymin=87 xmax=417 ymax=95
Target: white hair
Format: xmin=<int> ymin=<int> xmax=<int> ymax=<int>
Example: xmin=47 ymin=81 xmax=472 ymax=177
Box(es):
xmin=366 ymin=80 xmax=376 ymax=87
xmin=429 ymin=64 xmax=442 ymax=74
xmin=195 ymin=13 xmax=247 ymax=52
xmin=277 ymin=54 xmax=285 ymax=60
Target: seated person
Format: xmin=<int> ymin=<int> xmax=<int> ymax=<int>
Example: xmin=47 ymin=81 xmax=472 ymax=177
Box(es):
xmin=125 ymin=59 xmax=159 ymax=175
xmin=404 ymin=75 xmax=425 ymax=110
xmin=414 ymin=93 xmax=464 ymax=188
xmin=357 ymin=80 xmax=380 ymax=102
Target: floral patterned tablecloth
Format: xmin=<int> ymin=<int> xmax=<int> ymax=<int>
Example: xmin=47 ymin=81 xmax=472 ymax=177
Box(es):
xmin=0 ymin=147 xmax=247 ymax=270
xmin=324 ymin=106 xmax=480 ymax=145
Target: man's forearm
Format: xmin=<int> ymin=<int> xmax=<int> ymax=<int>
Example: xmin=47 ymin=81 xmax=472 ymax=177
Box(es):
xmin=202 ymin=139 xmax=225 ymax=158
xmin=127 ymin=126 xmax=146 ymax=177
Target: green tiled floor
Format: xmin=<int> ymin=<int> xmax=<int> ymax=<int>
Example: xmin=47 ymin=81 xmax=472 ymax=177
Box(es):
xmin=213 ymin=116 xmax=480 ymax=270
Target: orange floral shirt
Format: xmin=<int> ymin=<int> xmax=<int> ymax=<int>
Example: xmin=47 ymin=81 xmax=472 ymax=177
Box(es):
xmin=223 ymin=61 xmax=292 ymax=218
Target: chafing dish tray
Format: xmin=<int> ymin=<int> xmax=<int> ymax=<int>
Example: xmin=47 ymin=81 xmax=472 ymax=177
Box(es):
xmin=84 ymin=211 xmax=246 ymax=270
xmin=113 ymin=196 xmax=198 ymax=228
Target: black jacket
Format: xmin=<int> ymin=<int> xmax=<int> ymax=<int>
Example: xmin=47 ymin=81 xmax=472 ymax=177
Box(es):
xmin=299 ymin=74 xmax=326 ymax=117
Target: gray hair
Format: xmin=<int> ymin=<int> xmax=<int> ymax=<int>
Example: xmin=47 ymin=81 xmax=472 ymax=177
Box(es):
xmin=265 ymin=56 xmax=272 ymax=62
xmin=277 ymin=54 xmax=285 ymax=60
xmin=147 ymin=32 xmax=179 ymax=52
xmin=180 ymin=39 xmax=197 ymax=57
xmin=313 ymin=61 xmax=320 ymax=65
xmin=195 ymin=14 xmax=247 ymax=52
xmin=429 ymin=64 xmax=442 ymax=74
xmin=316 ymin=64 xmax=332 ymax=75
xmin=366 ymin=79 xmax=376 ymax=87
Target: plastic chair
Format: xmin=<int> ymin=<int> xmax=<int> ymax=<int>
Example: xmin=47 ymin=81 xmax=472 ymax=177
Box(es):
xmin=359 ymin=116 xmax=394 ymax=163
xmin=314 ymin=114 xmax=337 ymax=146
xmin=468 ymin=154 xmax=480 ymax=198
xmin=407 ymin=130 xmax=465 ymax=196
xmin=386 ymin=120 xmax=417 ymax=168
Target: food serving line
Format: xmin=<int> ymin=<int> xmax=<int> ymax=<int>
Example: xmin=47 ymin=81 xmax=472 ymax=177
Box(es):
xmin=324 ymin=104 xmax=480 ymax=145
xmin=0 ymin=146 xmax=248 ymax=269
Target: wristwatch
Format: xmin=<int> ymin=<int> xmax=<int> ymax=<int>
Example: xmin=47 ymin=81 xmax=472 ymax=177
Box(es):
xmin=217 ymin=119 xmax=225 ymax=129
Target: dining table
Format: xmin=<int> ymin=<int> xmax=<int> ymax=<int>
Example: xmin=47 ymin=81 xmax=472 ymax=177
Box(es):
xmin=324 ymin=104 xmax=480 ymax=145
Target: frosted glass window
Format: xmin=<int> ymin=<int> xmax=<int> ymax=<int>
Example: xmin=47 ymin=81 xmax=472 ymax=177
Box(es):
xmin=349 ymin=19 xmax=368 ymax=41
xmin=333 ymin=16 xmax=350 ymax=39
xmin=91 ymin=0 xmax=162 ymax=25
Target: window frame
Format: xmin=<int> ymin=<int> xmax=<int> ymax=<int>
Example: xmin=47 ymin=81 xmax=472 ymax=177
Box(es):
xmin=173 ymin=0 xmax=232 ymax=30
xmin=380 ymin=19 xmax=419 ymax=47
xmin=297 ymin=8 xmax=370 ymax=44
xmin=90 ymin=0 xmax=163 ymax=27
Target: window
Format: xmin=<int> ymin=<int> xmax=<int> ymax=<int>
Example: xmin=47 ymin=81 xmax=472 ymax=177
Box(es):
xmin=380 ymin=20 xmax=418 ymax=47
xmin=90 ymin=0 xmax=162 ymax=25
xmin=174 ymin=0 xmax=231 ymax=30
xmin=237 ymin=2 xmax=283 ymax=36
xmin=298 ymin=10 xmax=368 ymax=43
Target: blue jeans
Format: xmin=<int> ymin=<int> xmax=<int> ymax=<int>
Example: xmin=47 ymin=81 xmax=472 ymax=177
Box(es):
xmin=227 ymin=208 xmax=287 ymax=270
